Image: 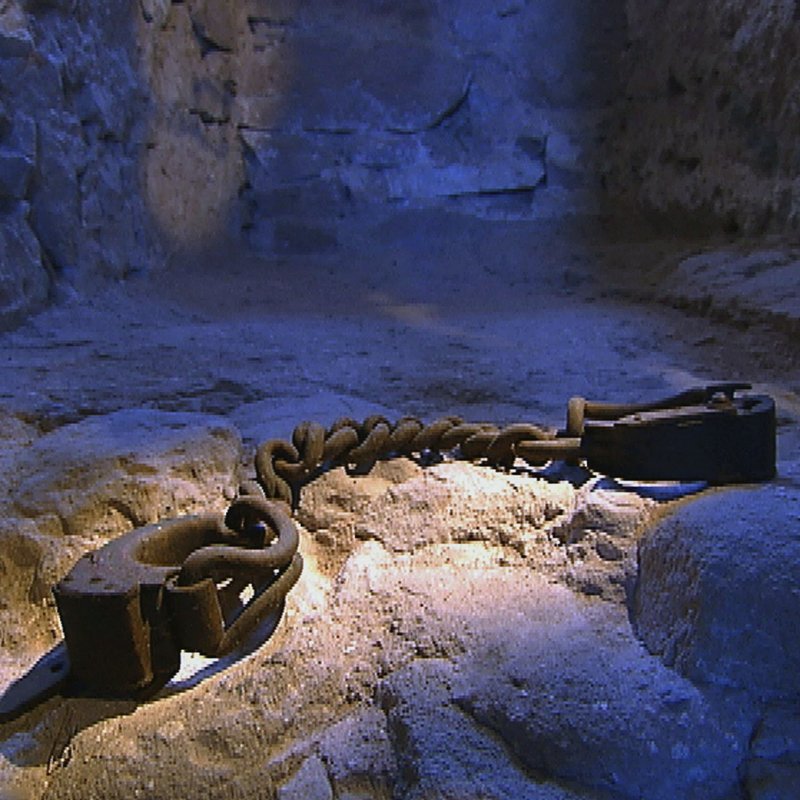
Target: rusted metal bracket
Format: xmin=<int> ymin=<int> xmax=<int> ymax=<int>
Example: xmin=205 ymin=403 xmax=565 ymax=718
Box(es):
xmin=517 ymin=383 xmax=776 ymax=484
xmin=581 ymin=384 xmax=775 ymax=483
xmin=53 ymin=496 xmax=302 ymax=697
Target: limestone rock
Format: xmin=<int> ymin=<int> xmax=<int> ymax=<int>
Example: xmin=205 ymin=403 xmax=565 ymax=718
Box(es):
xmin=374 ymin=558 xmax=753 ymax=800
xmin=29 ymin=111 xmax=83 ymax=272
xmin=633 ymin=483 xmax=800 ymax=702
xmin=139 ymin=0 xmax=170 ymax=27
xmin=7 ymin=454 xmax=792 ymax=799
xmin=655 ymin=246 xmax=800 ymax=338
xmin=0 ymin=0 xmax=161 ymax=316
xmin=0 ymin=409 xmax=241 ymax=654
xmin=351 ymin=462 xmax=575 ymax=555
xmin=236 ymin=34 xmax=470 ymax=134
xmin=381 ymin=658 xmax=585 ymax=800
xmin=5 ymin=0 xmax=800 ymax=331
xmin=743 ymin=707 xmax=800 ymax=800
xmin=608 ymin=0 xmax=800 ymax=234
xmin=0 ymin=0 xmax=31 ymax=58
xmin=8 ymin=408 xmax=242 ymax=539
xmin=0 ymin=147 xmax=32 ymax=199
xmin=315 ymin=708 xmax=397 ymax=795
xmin=277 ymin=755 xmax=333 ymax=800
xmin=552 ymin=483 xmax=656 ymax=543
xmin=451 ymin=588 xmax=754 ymax=800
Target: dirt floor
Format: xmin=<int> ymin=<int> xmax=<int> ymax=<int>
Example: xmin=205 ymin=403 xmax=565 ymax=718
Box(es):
xmin=0 ymin=222 xmax=798 ymax=799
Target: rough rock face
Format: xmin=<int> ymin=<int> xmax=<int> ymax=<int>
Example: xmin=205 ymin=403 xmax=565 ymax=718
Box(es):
xmin=634 ymin=483 xmax=800 ymax=702
xmin=4 ymin=0 xmax=799 ymax=327
xmin=0 ymin=450 xmax=766 ymax=800
xmin=632 ymin=481 xmax=800 ymax=796
xmin=1 ymin=0 xmax=633 ymax=326
xmin=140 ymin=0 xmax=628 ymax=255
xmin=609 ymin=0 xmax=800 ymax=235
xmin=0 ymin=276 xmax=798 ymax=797
xmin=0 ymin=0 xmax=159 ymax=328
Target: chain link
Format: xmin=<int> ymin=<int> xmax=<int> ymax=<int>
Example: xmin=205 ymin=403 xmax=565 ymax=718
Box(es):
xmin=251 ymin=415 xmax=569 ymax=507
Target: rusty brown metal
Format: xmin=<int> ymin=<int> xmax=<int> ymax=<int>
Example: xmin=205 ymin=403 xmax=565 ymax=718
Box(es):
xmin=176 ymin=497 xmax=298 ymax=585
xmin=166 ymin=554 xmax=302 ymax=657
xmin=514 ymin=437 xmax=583 ymax=465
xmin=44 ymin=382 xmax=775 ymax=703
xmin=250 ymin=385 xmax=775 ymax=509
xmin=579 ymin=389 xmax=775 ymax=483
xmin=565 ymin=382 xmax=754 ymax=435
xmin=53 ymin=499 xmax=301 ymax=697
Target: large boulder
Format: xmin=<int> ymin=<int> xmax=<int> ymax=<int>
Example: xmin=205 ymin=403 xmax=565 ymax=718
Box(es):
xmin=633 ymin=483 xmax=800 ymax=703
xmin=8 ymin=408 xmax=241 ymax=539
xmin=632 ymin=481 xmax=800 ymax=797
xmin=3 ymin=460 xmax=771 ymax=799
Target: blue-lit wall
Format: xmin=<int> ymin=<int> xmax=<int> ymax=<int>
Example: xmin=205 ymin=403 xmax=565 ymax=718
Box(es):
xmin=1 ymin=0 xmax=797 ymax=326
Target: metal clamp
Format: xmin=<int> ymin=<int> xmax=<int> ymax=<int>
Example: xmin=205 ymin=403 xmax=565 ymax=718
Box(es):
xmin=53 ymin=496 xmax=302 ymax=696
xmin=517 ymin=383 xmax=776 ymax=483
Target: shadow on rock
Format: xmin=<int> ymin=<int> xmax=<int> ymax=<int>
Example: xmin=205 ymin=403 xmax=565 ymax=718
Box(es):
xmin=0 ymin=604 xmax=285 ymax=768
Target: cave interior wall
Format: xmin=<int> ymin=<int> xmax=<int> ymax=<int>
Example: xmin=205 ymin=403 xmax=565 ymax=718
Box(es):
xmin=0 ymin=0 xmax=797 ymax=325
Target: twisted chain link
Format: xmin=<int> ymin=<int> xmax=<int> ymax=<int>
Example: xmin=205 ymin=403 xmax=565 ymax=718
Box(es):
xmin=251 ymin=415 xmax=579 ymax=507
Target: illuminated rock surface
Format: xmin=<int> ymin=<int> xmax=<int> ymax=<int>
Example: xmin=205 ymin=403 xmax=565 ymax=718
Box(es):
xmin=0 ymin=1 xmax=799 ymax=798
xmin=0 ymin=274 xmax=797 ymax=798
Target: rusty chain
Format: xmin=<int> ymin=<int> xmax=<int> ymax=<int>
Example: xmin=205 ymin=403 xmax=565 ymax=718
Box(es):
xmin=0 ymin=384 xmax=773 ymax=708
xmin=43 ymin=412 xmax=578 ymax=699
xmin=248 ymin=385 xmax=770 ymax=507
xmin=252 ymin=414 xmax=568 ymax=508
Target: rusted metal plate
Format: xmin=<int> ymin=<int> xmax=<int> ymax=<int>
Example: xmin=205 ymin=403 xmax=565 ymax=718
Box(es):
xmin=53 ymin=514 xmax=225 ymax=696
xmin=53 ymin=501 xmax=302 ymax=697
xmin=581 ymin=394 xmax=775 ymax=484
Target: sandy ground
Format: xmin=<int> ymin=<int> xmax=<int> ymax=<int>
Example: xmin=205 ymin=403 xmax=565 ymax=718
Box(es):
xmin=0 ymin=223 xmax=798 ymax=799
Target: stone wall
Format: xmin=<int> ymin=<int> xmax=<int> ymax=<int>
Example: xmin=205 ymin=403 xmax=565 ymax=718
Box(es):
xmin=0 ymin=0 xmax=631 ymax=326
xmin=2 ymin=0 xmax=799 ymax=327
xmin=140 ymin=0 xmax=627 ymax=255
xmin=607 ymin=0 xmax=800 ymax=235
xmin=0 ymin=0 xmax=158 ymax=328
